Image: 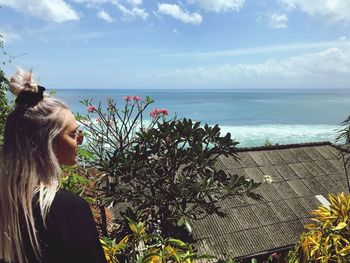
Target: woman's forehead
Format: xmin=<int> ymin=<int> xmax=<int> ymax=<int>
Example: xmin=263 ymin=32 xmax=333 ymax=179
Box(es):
xmin=62 ymin=110 xmax=77 ymax=129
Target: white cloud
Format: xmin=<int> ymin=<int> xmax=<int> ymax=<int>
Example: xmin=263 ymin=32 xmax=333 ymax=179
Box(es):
xmin=117 ymin=4 xmax=148 ymax=20
xmin=281 ymin=0 xmax=350 ymax=24
xmin=152 ymin=46 xmax=350 ymax=89
xmin=70 ymin=0 xmax=148 ymax=20
xmin=72 ymin=0 xmax=113 ymax=3
xmin=187 ymin=0 xmax=245 ymax=13
xmin=339 ymin=36 xmax=347 ymax=41
xmin=97 ymin=10 xmax=114 ymax=22
xmin=0 ymin=0 xmax=79 ymax=22
xmin=158 ymin=3 xmax=203 ymax=25
xmin=72 ymin=0 xmax=116 ymax=6
xmin=0 ymin=28 xmax=21 ymax=43
xmin=268 ymin=13 xmax=288 ymax=28
xmin=128 ymin=0 xmax=142 ymax=6
xmin=160 ymin=40 xmax=350 ymax=58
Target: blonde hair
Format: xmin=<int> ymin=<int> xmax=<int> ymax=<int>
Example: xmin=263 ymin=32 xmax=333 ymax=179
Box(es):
xmin=0 ymin=69 xmax=69 ymax=263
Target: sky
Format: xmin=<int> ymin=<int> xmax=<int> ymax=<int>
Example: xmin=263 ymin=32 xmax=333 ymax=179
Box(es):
xmin=1 ymin=0 xmax=350 ymax=89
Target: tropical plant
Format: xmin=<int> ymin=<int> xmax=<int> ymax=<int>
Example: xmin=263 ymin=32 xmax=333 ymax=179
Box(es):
xmin=100 ymin=217 xmax=211 ymax=263
xmin=100 ymin=236 xmax=129 ymax=263
xmin=76 ymin=96 xmax=261 ymax=237
xmin=264 ymin=138 xmax=273 ymax=147
xmin=59 ymin=165 xmax=90 ymax=198
xmin=336 ymin=115 xmax=350 ymax=193
xmin=0 ymin=34 xmax=11 ymax=144
xmin=288 ymin=192 xmax=350 ymax=263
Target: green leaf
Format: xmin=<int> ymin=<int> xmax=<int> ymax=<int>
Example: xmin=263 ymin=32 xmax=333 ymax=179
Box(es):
xmin=145 ymin=96 xmax=154 ymax=104
xmin=143 ymin=234 xmax=163 ymax=243
xmin=140 ymin=253 xmax=162 ymax=263
xmin=332 ymin=221 xmax=347 ymax=231
xmin=77 ymin=148 xmax=93 ymax=159
xmin=167 ymin=238 xmax=188 ymax=248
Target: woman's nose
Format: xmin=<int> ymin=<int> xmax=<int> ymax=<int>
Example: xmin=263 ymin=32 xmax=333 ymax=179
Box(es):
xmin=77 ymin=131 xmax=84 ymax=145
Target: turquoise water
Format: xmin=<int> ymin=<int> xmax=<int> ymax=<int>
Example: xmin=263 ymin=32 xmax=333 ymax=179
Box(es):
xmin=50 ymin=89 xmax=350 ymax=147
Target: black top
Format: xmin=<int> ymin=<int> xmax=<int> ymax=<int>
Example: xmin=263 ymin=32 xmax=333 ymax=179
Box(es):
xmin=21 ymin=189 xmax=107 ymax=263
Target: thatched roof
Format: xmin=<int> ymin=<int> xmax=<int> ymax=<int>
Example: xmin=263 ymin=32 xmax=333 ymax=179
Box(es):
xmin=191 ymin=142 xmax=348 ymax=260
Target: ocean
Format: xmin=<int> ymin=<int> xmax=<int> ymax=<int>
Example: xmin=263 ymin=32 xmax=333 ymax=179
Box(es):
xmin=52 ymin=89 xmax=350 ymax=148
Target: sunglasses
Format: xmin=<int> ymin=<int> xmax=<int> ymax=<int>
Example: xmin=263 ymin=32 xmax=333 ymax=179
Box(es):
xmin=65 ymin=130 xmax=84 ymax=145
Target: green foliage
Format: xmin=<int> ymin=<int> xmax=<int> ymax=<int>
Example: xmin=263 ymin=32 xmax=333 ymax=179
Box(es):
xmin=336 ymin=115 xmax=350 ymax=193
xmin=264 ymin=138 xmax=273 ymax=147
xmin=337 ymin=115 xmax=350 ymax=145
xmin=77 ymin=97 xmax=261 ymax=236
xmin=0 ymin=35 xmax=11 ymax=144
xmin=59 ymin=165 xmax=95 ymax=203
xmin=287 ymin=193 xmax=350 ymax=263
xmin=100 ymin=217 xmax=212 ymax=263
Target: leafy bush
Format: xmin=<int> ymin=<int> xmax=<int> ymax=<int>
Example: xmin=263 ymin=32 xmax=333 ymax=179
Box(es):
xmin=264 ymin=138 xmax=273 ymax=147
xmin=288 ymin=192 xmax=350 ymax=263
xmin=0 ymin=35 xmax=11 ymax=144
xmin=336 ymin=115 xmax=350 ymax=193
xmin=59 ymin=165 xmax=95 ymax=204
xmin=100 ymin=217 xmax=211 ymax=263
xmin=77 ymin=96 xmax=260 ymax=236
xmin=60 ymin=166 xmax=88 ymax=195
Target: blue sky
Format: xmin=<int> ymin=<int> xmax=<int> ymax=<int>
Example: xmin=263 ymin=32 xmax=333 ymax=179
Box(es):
xmin=1 ymin=0 xmax=350 ymax=89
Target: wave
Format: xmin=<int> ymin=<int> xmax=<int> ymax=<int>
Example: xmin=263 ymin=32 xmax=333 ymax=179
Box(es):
xmin=83 ymin=118 xmax=340 ymax=148
xmin=219 ymin=124 xmax=340 ymax=147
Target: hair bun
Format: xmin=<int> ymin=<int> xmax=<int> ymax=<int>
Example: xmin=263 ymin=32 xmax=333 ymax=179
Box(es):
xmin=10 ymin=68 xmax=39 ymax=96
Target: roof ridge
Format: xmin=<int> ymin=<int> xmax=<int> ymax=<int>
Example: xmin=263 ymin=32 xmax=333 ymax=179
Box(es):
xmin=236 ymin=141 xmax=334 ymax=152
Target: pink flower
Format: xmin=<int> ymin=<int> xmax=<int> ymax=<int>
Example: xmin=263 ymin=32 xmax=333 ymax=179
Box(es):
xmin=87 ymin=105 xmax=96 ymax=112
xmin=132 ymin=96 xmax=142 ymax=102
xmin=150 ymin=108 xmax=169 ymax=118
xmin=96 ymin=118 xmax=102 ymax=123
xmin=108 ymin=120 xmax=114 ymax=126
xmin=161 ymin=108 xmax=169 ymax=115
xmin=150 ymin=108 xmax=161 ymax=118
xmin=124 ymin=96 xmax=132 ymax=102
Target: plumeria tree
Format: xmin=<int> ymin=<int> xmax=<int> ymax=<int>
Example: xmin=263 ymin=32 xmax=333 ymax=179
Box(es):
xmin=77 ymin=96 xmax=260 ymax=238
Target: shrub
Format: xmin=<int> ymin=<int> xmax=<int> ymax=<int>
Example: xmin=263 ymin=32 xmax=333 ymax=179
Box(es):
xmin=336 ymin=115 xmax=350 ymax=193
xmin=59 ymin=165 xmax=95 ymax=203
xmin=288 ymin=192 xmax=350 ymax=263
xmin=0 ymin=35 xmax=11 ymax=144
xmin=264 ymin=138 xmax=273 ymax=147
xmin=100 ymin=216 xmax=211 ymax=263
xmin=76 ymin=96 xmax=260 ymax=237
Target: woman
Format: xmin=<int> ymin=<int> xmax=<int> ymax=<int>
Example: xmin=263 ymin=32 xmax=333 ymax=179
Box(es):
xmin=0 ymin=69 xmax=107 ymax=263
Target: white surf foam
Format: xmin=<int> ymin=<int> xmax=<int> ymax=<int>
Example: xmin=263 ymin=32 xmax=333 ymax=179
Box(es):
xmin=219 ymin=124 xmax=339 ymax=147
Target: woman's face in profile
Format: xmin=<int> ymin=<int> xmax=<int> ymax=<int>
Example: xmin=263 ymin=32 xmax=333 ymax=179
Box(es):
xmin=54 ymin=110 xmax=82 ymax=166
